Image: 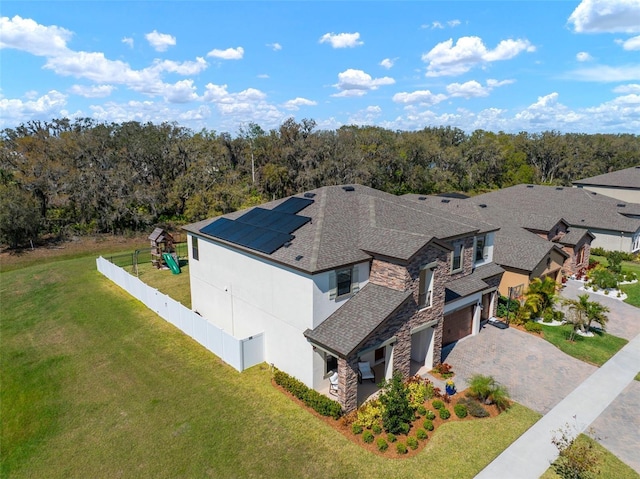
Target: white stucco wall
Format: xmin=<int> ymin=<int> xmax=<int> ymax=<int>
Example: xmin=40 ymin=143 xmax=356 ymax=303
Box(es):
xmin=187 ymin=234 xmax=370 ymax=387
xmin=576 ymin=185 xmax=640 ymax=204
xmin=587 ymin=228 xmax=636 ymax=253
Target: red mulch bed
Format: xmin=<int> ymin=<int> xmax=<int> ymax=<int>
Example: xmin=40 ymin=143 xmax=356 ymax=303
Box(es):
xmin=272 ymin=379 xmax=504 ymax=458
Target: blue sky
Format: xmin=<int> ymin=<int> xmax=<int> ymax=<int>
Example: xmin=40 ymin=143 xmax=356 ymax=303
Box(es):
xmin=2 ymin=1 xmax=640 ymax=134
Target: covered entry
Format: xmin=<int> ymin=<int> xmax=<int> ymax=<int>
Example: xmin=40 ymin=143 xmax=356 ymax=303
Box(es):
xmin=443 ymin=305 xmax=473 ymax=346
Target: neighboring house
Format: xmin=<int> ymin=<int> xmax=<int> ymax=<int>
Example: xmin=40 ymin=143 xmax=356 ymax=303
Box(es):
xmin=403 ymin=195 xmax=589 ymax=298
xmin=183 ymin=185 xmax=503 ymax=412
xmin=573 ymin=165 xmax=640 ymax=204
xmin=468 ymin=184 xmax=640 ymax=254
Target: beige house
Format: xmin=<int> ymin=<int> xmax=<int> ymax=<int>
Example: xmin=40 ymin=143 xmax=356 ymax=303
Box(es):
xmin=573 ymin=166 xmax=640 ymax=204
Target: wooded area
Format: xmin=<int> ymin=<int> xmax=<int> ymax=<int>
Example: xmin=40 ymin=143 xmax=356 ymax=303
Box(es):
xmin=1 ymin=117 xmax=638 ymax=248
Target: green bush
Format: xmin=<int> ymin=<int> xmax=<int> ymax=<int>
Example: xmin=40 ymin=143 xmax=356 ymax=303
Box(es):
xmin=363 ymin=430 xmax=374 ymax=443
xmin=416 ymin=428 xmax=428 ymax=440
xmin=590 ymin=247 xmax=607 ymax=257
xmin=425 ymin=410 xmax=436 ymax=420
xmin=379 ymin=371 xmax=414 ymax=435
xmin=542 ymin=309 xmax=554 ymax=322
xmin=554 ymin=310 xmax=565 ymax=322
xmin=625 ymin=272 xmax=638 ymax=282
xmin=439 ymin=408 xmax=451 ymax=420
xmin=407 ymin=436 xmax=419 ymax=450
xmin=423 ymin=419 xmax=434 ymax=431
xmin=525 ymin=321 xmax=542 ymax=333
xmin=356 ymin=400 xmax=382 ymax=429
xmin=589 ymin=266 xmax=618 ymax=290
xmin=407 ymin=378 xmax=430 ymax=410
xmin=273 ymin=369 xmax=342 ymax=419
xmin=497 ymin=295 xmax=520 ymax=319
xmin=459 ymin=397 xmax=489 ymax=418
xmin=399 ymin=422 xmax=410 ymax=435
xmin=387 ymin=433 xmax=397 ymax=443
xmin=432 ymin=399 xmax=444 ymax=410
xmin=372 ymin=423 xmax=382 ymax=435
xmin=454 ymin=403 xmax=468 ymax=418
xmin=396 ymin=442 xmax=408 ymax=454
xmin=416 ymin=405 xmax=427 ymax=417
xmin=377 ymin=438 xmax=388 ymax=452
xmin=352 ymin=423 xmax=363 ymax=435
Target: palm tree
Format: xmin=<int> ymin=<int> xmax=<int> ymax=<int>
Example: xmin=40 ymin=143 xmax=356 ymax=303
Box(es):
xmin=524 ymin=277 xmax=558 ymax=317
xmin=561 ymin=294 xmax=590 ymax=341
xmin=586 ymin=301 xmax=610 ymax=333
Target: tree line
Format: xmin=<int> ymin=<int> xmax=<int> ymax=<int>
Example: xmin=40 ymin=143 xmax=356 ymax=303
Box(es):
xmin=1 ymin=117 xmax=638 ymax=248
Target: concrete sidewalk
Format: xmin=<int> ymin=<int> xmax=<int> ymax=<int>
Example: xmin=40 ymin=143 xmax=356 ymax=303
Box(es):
xmin=475 ymin=333 xmax=640 ymax=479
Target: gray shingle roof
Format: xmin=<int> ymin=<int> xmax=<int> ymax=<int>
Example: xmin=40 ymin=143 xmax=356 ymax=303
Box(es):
xmin=573 ymin=166 xmax=640 ymax=189
xmin=303 ymin=283 xmax=412 ymax=357
xmin=559 ymin=227 xmax=594 ymax=246
xmin=444 ymin=262 xmax=504 ymax=303
xmin=184 ymin=185 xmax=489 ymax=273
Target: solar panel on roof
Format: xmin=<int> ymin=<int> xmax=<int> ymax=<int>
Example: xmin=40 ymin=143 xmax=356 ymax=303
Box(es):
xmin=273 ymin=197 xmax=314 ymax=214
xmin=237 ymin=208 xmax=310 ymax=234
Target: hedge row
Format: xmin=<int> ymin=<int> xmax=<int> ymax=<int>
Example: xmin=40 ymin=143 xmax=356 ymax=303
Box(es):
xmin=273 ymin=369 xmax=343 ymax=419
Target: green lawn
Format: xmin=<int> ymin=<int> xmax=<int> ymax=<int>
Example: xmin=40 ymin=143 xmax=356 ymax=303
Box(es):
xmin=540 ymin=434 xmax=639 ymax=479
xmin=128 ymin=261 xmax=192 ymax=308
xmin=1 ymin=254 xmax=543 ymax=479
xmin=590 ymin=256 xmax=640 ymax=307
xmin=540 ymin=324 xmax=628 ymax=366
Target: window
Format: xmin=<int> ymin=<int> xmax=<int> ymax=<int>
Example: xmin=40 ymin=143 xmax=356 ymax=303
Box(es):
xmin=475 ymin=235 xmax=487 ymax=263
xmin=329 ymin=266 xmax=360 ymax=300
xmin=451 ymin=242 xmax=463 ymax=272
xmin=577 ymin=246 xmax=585 ymax=265
xmin=192 ymin=237 xmax=199 ymax=261
xmin=418 ymin=266 xmax=434 ymax=309
xmin=326 ymin=354 xmax=338 ymax=374
xmin=374 ymin=347 xmax=385 ymax=363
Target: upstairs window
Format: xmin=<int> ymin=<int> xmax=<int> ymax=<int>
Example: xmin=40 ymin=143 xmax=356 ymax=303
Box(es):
xmin=329 ymin=266 xmax=360 ymax=300
xmin=192 ymin=237 xmax=199 ymax=261
xmin=418 ymin=266 xmax=435 ymax=309
xmin=475 ymin=235 xmax=487 ymax=263
xmin=451 ymin=242 xmax=463 ymax=272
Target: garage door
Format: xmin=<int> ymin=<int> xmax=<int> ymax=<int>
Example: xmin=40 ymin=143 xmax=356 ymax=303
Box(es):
xmin=443 ymin=306 xmax=473 ymax=346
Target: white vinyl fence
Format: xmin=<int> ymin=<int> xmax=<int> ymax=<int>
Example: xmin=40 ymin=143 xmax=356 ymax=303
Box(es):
xmin=96 ymin=256 xmax=264 ymax=372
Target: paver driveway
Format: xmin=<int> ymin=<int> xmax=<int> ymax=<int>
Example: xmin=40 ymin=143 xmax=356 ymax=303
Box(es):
xmin=441 ymin=325 xmax=596 ymax=414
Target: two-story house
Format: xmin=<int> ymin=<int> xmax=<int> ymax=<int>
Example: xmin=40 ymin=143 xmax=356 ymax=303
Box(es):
xmin=183 ymin=185 xmax=503 ymax=412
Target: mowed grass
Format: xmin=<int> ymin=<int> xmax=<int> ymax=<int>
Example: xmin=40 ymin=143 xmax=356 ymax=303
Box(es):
xmin=620 ymin=261 xmax=640 ymax=308
xmin=1 ymin=254 xmax=542 ymax=479
xmin=540 ymin=434 xmax=640 ymax=479
xmin=126 ymin=261 xmax=192 ymax=308
xmin=540 ymin=324 xmax=628 ymax=367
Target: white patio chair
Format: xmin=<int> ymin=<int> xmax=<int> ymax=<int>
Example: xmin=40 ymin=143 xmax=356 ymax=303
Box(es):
xmin=329 ymin=371 xmax=339 ymax=395
xmin=357 ymin=361 xmax=375 ymax=384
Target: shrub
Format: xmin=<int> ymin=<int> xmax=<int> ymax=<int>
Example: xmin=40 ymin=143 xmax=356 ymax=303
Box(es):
xmin=377 ymin=438 xmax=388 ymax=452
xmin=434 ymin=362 xmax=454 ymax=378
xmin=416 ymin=428 xmax=428 ymax=440
xmin=372 ymin=423 xmax=382 ymax=435
xmin=439 ymin=408 xmax=451 ymax=420
xmin=356 ymin=400 xmax=382 ymax=429
xmin=273 ymin=369 xmax=342 ymax=419
xmin=467 ymin=374 xmax=511 ymax=410
xmin=387 ymin=433 xmax=397 ymax=443
xmin=458 ymin=397 xmax=489 ymax=418
xmin=542 ymin=309 xmax=554 ymax=322
xmin=379 ymin=371 xmax=414 ymax=435
xmin=554 ymin=310 xmax=565 ymax=322
xmin=589 ymin=266 xmax=618 ymax=290
xmin=423 ymin=419 xmax=434 ymax=431
xmin=425 ymin=410 xmax=436 ymax=420
xmin=497 ymin=295 xmax=520 ymax=319
xmin=454 ymin=403 xmax=468 ymax=418
xmin=399 ymin=422 xmax=410 ymax=435
xmin=363 ymin=430 xmax=374 ymax=444
xmin=590 ymin=246 xmax=607 ymax=257
xmin=352 ymin=423 xmax=363 ymax=435
xmin=525 ymin=321 xmax=542 ymax=333
xmin=407 ymin=436 xmax=419 ymax=450
xmin=396 ymin=442 xmax=408 ymax=454
xmin=416 ymin=405 xmax=427 ymax=417
xmin=432 ymin=399 xmax=444 ymax=410
xmin=625 ymin=272 xmax=638 ymax=282
xmin=407 ymin=377 xmax=430 ymax=409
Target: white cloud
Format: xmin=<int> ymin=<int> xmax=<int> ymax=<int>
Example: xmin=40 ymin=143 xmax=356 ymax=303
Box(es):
xmin=145 ymin=30 xmax=176 ymax=52
xmin=421 ymin=19 xmax=461 ymax=30
xmin=0 ymin=90 xmax=68 ymax=127
xmin=162 ymin=79 xmax=198 ymax=103
xmin=319 ymin=32 xmax=363 ymax=48
xmin=447 ymin=80 xmax=489 ymax=98
xmin=568 ymin=64 xmax=640 ymax=81
xmin=267 ymin=42 xmax=282 ymax=51
xmin=332 ymin=69 xmax=395 ymax=97
xmin=568 ymin=0 xmax=640 ymax=33
xmin=613 ymin=83 xmax=640 ymax=93
xmin=431 ymin=22 xmax=444 ymax=29
xmin=257 ymin=74 xmax=269 ymax=79
xmin=621 ymin=35 xmax=640 ymax=50
xmin=348 ymin=105 xmax=382 ymax=125
xmin=0 ymin=15 xmax=71 ymax=56
xmin=150 ymin=57 xmax=208 ymax=75
xmin=122 ymin=37 xmax=134 ymax=48
xmin=576 ymin=51 xmax=593 ymax=62
xmin=422 ymin=36 xmax=535 ymax=77
xmin=380 ymin=58 xmax=395 ymax=69
xmin=448 ymin=20 xmax=461 ymax=27
xmin=206 ymin=47 xmax=244 ymax=60
xmin=282 ymin=97 xmax=317 ymax=110
xmin=392 ymin=90 xmax=446 ymax=105
xmin=69 ymin=84 xmax=115 ymax=98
